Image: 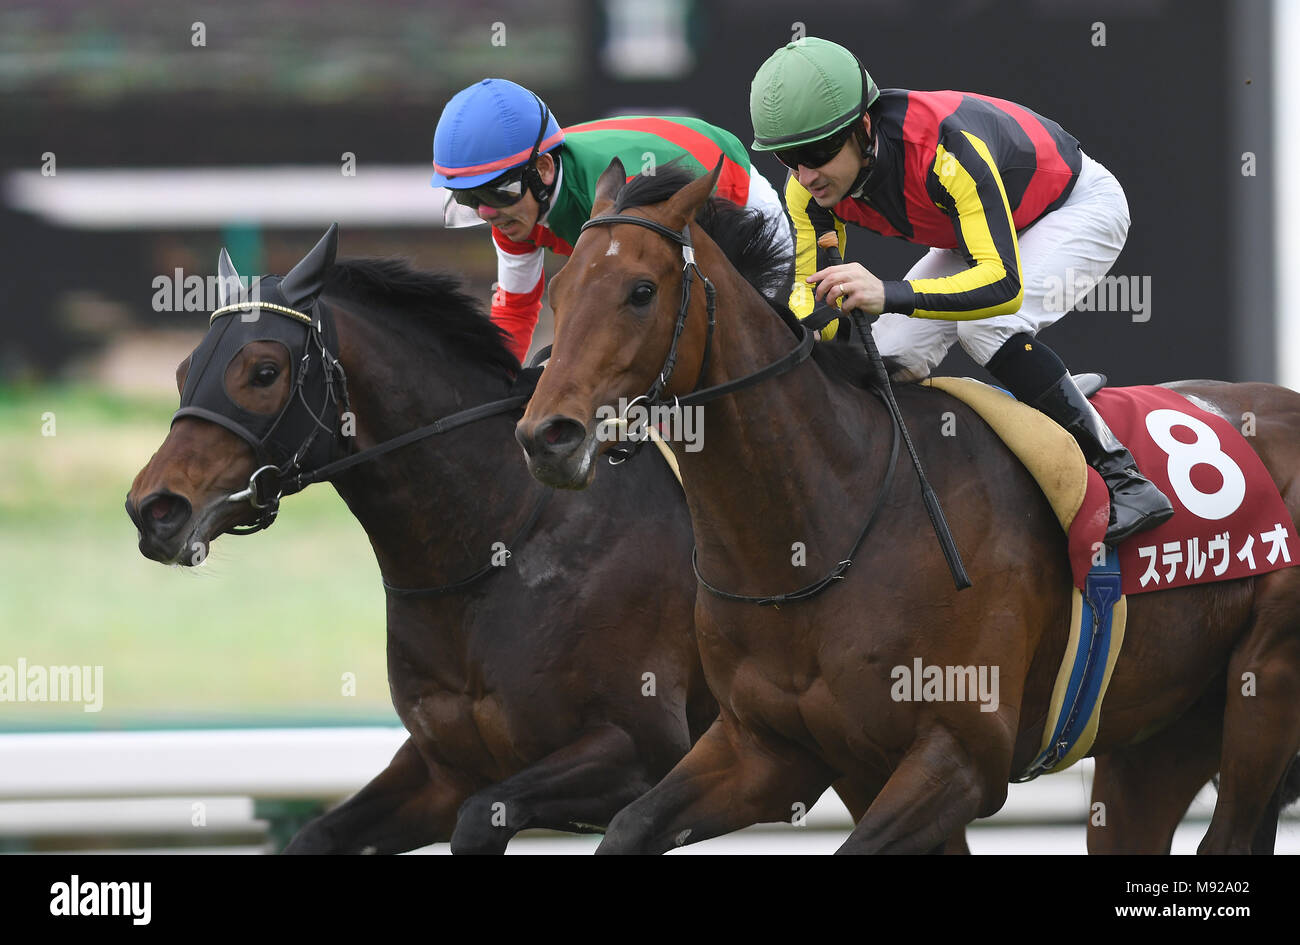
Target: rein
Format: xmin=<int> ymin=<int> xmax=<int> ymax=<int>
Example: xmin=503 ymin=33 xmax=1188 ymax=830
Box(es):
xmin=578 ymin=211 xmax=898 ymax=606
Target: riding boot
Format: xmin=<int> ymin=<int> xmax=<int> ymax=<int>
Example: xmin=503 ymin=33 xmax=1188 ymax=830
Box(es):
xmin=1032 ymin=373 xmax=1175 ymax=545
xmin=984 ymin=332 xmax=1174 ymax=546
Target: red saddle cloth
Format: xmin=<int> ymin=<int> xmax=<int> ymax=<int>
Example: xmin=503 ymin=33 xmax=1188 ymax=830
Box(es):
xmin=1067 ymin=385 xmax=1298 ymax=595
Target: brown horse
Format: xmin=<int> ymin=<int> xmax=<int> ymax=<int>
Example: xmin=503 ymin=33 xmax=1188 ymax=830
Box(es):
xmin=126 ymin=228 xmax=721 ymax=853
xmin=516 ymin=160 xmax=1300 ymax=854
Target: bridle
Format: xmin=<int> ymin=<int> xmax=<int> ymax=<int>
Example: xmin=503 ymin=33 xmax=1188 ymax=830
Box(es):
xmin=174 ymin=297 xmax=351 ymax=535
xmin=181 ymin=295 xmax=549 ymax=596
xmin=579 ymin=213 xmax=820 ymax=459
xmin=577 ymin=211 xmax=902 ymax=607
xmin=579 ymin=214 xmax=719 ymax=407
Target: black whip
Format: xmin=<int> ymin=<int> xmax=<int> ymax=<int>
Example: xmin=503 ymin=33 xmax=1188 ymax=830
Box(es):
xmin=816 ymin=231 xmax=971 ymax=590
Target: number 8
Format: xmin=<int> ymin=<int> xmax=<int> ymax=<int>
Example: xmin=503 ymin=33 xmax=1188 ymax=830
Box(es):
xmin=1144 ymin=408 xmax=1245 ymax=520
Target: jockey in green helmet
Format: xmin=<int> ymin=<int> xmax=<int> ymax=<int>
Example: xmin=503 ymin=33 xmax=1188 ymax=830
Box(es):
xmin=749 ymin=37 xmax=1172 ymax=545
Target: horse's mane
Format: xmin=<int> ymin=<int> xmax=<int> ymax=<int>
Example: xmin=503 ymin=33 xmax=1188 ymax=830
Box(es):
xmin=614 ymin=164 xmax=878 ymax=391
xmin=615 ymin=163 xmax=792 ymax=304
xmin=322 ymin=258 xmax=520 ymax=375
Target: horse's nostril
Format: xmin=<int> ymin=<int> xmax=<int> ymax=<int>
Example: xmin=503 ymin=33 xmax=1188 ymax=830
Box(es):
xmin=138 ymin=491 xmax=192 ymax=539
xmin=535 ymin=417 xmax=586 ymax=455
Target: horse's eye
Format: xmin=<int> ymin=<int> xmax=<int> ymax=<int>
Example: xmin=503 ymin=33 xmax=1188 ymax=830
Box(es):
xmin=252 ymin=363 xmax=280 ymax=387
xmin=629 ymin=283 xmax=656 ymax=307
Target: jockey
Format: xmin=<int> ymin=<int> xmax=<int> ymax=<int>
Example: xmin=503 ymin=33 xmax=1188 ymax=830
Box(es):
xmin=749 ymin=38 xmax=1172 ymax=545
xmin=431 ymin=78 xmax=792 ymax=363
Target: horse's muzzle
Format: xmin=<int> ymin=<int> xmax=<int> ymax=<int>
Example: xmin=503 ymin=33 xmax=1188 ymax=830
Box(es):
xmin=516 ymin=415 xmax=597 ymax=489
xmin=127 ymin=490 xmax=195 ymax=562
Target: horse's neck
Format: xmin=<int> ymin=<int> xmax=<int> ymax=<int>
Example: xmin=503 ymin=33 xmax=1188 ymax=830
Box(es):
xmin=678 ymin=262 xmax=885 ymax=583
xmin=328 ymin=304 xmax=539 ymax=593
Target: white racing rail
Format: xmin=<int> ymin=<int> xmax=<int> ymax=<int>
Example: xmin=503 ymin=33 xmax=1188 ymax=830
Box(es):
xmin=0 ymin=729 xmax=1285 ymax=853
xmin=0 ymin=727 xmax=409 ymax=852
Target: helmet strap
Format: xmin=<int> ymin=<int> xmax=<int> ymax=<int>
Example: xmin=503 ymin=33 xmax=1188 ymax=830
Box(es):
xmin=847 ymin=56 xmax=878 ymax=198
xmin=848 ymin=113 xmax=877 ymax=198
xmin=531 ymin=151 xmax=560 ymax=218
xmin=521 ymin=94 xmax=559 ymax=216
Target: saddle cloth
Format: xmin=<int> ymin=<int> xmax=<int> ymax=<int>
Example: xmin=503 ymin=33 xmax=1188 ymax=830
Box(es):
xmin=923 ymin=377 xmax=1299 ymax=777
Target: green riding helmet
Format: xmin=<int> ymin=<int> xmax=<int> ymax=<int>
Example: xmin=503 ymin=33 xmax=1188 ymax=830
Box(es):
xmin=750 ymin=37 xmax=879 ymax=151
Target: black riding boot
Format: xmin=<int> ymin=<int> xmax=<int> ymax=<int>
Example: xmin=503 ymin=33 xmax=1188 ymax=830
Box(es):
xmin=1034 ymin=374 xmax=1174 ymax=544
xmin=986 ymin=333 xmax=1174 ymax=545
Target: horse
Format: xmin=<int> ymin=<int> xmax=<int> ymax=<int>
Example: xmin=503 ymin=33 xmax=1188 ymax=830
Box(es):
xmin=515 ymin=159 xmax=1300 ymax=854
xmin=125 ymin=226 xmax=722 ymax=853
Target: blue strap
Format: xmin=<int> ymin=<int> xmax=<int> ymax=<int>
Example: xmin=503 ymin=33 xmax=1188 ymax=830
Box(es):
xmin=1014 ymin=549 xmax=1123 ymax=782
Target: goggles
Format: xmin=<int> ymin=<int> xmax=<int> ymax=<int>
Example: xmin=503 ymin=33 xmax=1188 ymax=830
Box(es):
xmin=774 ymin=123 xmax=857 ymax=171
xmin=449 ymin=169 xmax=529 ymax=210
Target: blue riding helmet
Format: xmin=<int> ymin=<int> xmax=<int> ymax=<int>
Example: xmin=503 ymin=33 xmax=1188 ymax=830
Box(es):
xmin=431 ymin=78 xmax=565 ymax=190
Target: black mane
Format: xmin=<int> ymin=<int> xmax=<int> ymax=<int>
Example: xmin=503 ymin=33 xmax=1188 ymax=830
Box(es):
xmin=322 ymin=258 xmax=520 ymax=376
xmin=615 ymin=164 xmax=877 ymax=391
xmin=315 ymin=169 xmax=880 ymax=392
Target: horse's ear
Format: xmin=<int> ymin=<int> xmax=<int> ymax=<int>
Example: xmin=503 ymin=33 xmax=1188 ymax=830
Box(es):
xmin=664 ymin=156 xmax=724 ymax=228
xmin=591 ymin=157 xmax=626 ymax=218
xmin=279 ymin=222 xmax=339 ymax=309
xmin=217 ymin=247 xmax=241 ymax=308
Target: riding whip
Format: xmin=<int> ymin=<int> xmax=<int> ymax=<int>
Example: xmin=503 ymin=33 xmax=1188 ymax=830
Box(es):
xmin=815 ymin=230 xmax=971 ymax=590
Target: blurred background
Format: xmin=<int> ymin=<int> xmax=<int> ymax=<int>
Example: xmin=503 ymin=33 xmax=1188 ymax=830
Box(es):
xmin=0 ymin=0 xmax=1294 ymax=851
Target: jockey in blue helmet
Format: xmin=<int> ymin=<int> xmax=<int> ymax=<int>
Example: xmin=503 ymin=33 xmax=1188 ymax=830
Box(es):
xmin=432 ymin=78 xmax=792 ymax=362
xmin=431 ymin=78 xmax=565 ymax=246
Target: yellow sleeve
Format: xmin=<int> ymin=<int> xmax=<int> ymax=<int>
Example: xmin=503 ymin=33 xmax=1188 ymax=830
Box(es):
xmin=784 ymin=174 xmax=847 ymax=339
xmin=902 ymin=131 xmax=1024 ymax=320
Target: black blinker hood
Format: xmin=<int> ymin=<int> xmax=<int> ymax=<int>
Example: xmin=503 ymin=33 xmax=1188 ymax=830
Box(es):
xmin=172 ymin=224 xmax=347 ymax=496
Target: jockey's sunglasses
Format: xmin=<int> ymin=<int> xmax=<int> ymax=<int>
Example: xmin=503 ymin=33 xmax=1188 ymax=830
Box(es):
xmin=449 ymin=169 xmax=529 ymax=210
xmin=774 ymin=123 xmax=857 ymax=171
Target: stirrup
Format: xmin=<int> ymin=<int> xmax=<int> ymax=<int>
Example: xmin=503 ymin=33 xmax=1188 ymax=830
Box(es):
xmin=1072 ymin=373 xmax=1107 ymax=398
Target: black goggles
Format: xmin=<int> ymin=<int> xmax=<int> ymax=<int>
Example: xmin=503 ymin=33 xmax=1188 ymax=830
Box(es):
xmin=449 ymin=170 xmax=529 ymax=210
xmin=774 ymin=123 xmax=857 ymax=171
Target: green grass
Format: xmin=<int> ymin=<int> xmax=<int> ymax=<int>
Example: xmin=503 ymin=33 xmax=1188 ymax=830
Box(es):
xmin=0 ymin=385 xmax=397 ymax=731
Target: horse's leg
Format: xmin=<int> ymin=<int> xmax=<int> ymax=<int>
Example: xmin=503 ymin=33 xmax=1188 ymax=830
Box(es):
xmin=596 ymin=715 xmax=836 ymax=854
xmin=1201 ymin=570 xmax=1300 ymax=854
xmin=1249 ymin=755 xmax=1300 ymax=852
xmin=831 ymin=777 xmax=871 ymax=823
xmin=831 ymin=778 xmax=969 ymax=853
xmin=940 ymin=832 xmax=973 ymax=854
xmin=282 ymin=737 xmax=469 ymax=854
xmin=835 ymin=724 xmax=997 ymax=854
xmin=447 ymin=723 xmax=656 ymax=854
xmin=1088 ymin=689 xmax=1223 ymax=854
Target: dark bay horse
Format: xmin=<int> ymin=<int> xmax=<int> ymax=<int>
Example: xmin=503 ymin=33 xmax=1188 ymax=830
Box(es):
xmin=516 ymin=160 xmax=1300 ymax=854
xmin=126 ymin=228 xmax=721 ymax=853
